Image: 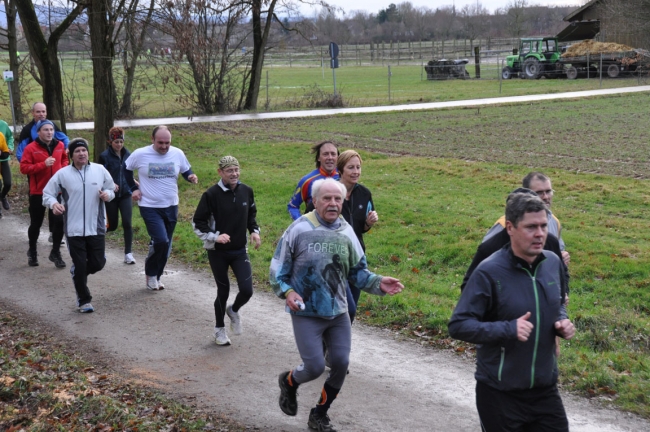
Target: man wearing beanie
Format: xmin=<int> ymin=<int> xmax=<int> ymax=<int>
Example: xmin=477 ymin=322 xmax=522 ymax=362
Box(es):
xmin=19 ymin=119 xmax=68 ymax=268
xmin=16 ymin=102 xmax=69 ymax=162
xmin=43 ymin=138 xmax=115 ymax=313
xmin=192 ymin=155 xmax=261 ymax=346
xmin=125 ymin=125 xmax=198 ymax=291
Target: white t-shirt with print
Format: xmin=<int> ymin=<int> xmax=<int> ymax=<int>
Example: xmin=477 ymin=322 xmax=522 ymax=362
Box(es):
xmin=125 ymin=145 xmax=191 ymax=208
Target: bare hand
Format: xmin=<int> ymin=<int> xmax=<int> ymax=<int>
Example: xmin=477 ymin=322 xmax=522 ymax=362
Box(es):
xmin=114 ymin=184 xmax=120 ymax=192
xmin=250 ymin=233 xmax=261 ymax=250
xmin=131 ymin=190 xmax=142 ymax=202
xmin=52 ymin=202 xmax=65 ymax=215
xmin=555 ymin=319 xmax=575 ymax=340
xmin=562 ymin=251 xmax=570 ymax=266
xmin=366 ymin=210 xmax=379 ymax=227
xmin=517 ymin=311 xmax=534 ymax=342
xmin=217 ymin=233 xmax=230 ymax=244
xmin=99 ymin=189 xmax=110 ymax=202
xmin=285 ymin=291 xmax=304 ymax=312
xmin=45 ymin=156 xmax=55 ymax=167
xmin=188 ymin=174 xmax=198 ymax=184
xmin=379 ymin=276 xmax=403 ymax=295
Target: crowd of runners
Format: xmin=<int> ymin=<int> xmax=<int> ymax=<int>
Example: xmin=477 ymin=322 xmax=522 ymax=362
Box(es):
xmin=0 ymin=103 xmax=575 ymax=432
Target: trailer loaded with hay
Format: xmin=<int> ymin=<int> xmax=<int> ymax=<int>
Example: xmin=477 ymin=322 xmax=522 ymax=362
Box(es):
xmin=502 ymin=38 xmax=650 ymax=80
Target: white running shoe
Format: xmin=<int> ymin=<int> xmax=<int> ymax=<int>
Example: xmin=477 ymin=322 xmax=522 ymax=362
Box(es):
xmin=78 ymin=303 xmax=94 ymax=313
xmin=157 ymin=278 xmax=165 ymax=290
xmin=214 ymin=327 xmax=231 ymax=345
xmin=146 ymin=275 xmax=159 ymax=291
xmin=226 ymin=305 xmax=242 ymax=335
xmin=124 ymin=253 xmax=136 ymax=264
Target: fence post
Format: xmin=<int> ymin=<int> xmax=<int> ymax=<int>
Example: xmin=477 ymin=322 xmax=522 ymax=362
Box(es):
xmin=388 ymin=65 xmax=391 ymax=102
xmin=266 ymin=70 xmax=269 ymax=109
xmin=474 ymin=46 xmax=481 ymax=79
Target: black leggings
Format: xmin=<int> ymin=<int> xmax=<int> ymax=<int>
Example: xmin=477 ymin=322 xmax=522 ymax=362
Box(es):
xmin=207 ymin=249 xmax=254 ymax=328
xmin=0 ymin=160 xmax=11 ymax=199
xmin=28 ymin=194 xmax=63 ymax=252
xmin=105 ymin=195 xmax=133 ymax=254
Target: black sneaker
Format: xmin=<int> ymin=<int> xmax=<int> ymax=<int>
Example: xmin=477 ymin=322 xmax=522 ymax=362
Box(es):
xmin=49 ymin=250 xmax=66 ymax=269
xmin=1 ymin=197 xmax=9 ymax=210
xmin=278 ymin=371 xmax=298 ymax=416
xmin=308 ymin=408 xmax=337 ymax=432
xmin=27 ymin=249 xmax=39 ymax=267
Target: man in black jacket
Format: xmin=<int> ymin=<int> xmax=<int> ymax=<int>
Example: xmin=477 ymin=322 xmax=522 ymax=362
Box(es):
xmin=192 ymin=156 xmax=261 ymax=346
xmin=449 ymin=191 xmax=575 ymax=432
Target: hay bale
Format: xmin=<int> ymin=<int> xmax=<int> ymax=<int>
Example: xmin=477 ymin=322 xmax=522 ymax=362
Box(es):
xmin=562 ymin=39 xmax=634 ymax=57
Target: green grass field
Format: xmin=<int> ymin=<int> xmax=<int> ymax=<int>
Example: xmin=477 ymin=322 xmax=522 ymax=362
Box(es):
xmin=0 ymin=54 xmax=646 ymax=121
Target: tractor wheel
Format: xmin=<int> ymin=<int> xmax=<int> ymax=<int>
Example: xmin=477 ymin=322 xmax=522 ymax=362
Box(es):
xmin=566 ymin=66 xmax=578 ymax=80
xmin=607 ymin=64 xmax=620 ymax=78
xmin=523 ymin=58 xmax=542 ymax=79
xmin=502 ymin=67 xmax=514 ymax=80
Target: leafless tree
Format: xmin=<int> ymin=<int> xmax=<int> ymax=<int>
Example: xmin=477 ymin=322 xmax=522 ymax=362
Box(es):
xmin=156 ymin=0 xmax=250 ymax=114
xmin=505 ymin=0 xmax=529 ymax=38
xmin=15 ymin=0 xmax=86 ymax=131
xmin=0 ymin=0 xmax=23 ymax=123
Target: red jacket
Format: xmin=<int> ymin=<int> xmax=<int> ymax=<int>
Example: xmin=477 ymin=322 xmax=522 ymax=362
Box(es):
xmin=19 ymin=139 xmax=69 ymax=195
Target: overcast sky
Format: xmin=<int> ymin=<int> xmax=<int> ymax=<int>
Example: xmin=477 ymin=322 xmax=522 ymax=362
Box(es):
xmin=298 ymin=0 xmax=585 ymax=17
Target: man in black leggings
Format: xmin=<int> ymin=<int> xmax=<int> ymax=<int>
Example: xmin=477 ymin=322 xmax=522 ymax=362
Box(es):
xmin=270 ymin=178 xmax=403 ymax=432
xmin=192 ymin=156 xmax=261 ymax=346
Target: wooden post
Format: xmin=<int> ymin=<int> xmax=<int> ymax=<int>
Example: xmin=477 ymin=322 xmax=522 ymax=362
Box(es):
xmin=474 ymin=46 xmax=480 ymax=79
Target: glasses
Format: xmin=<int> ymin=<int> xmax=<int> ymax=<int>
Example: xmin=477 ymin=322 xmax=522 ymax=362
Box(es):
xmin=535 ymin=189 xmax=554 ymax=197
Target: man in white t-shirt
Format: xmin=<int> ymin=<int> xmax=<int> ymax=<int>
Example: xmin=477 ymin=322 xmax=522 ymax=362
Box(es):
xmin=125 ymin=125 xmax=199 ymax=290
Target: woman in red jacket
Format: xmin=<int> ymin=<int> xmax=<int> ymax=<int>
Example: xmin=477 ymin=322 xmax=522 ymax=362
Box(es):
xmin=19 ymin=120 xmax=68 ymax=268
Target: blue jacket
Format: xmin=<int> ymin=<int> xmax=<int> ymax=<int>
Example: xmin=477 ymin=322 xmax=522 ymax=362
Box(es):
xmin=16 ymin=120 xmax=69 ymax=162
xmin=98 ymin=146 xmax=132 ymax=198
xmin=287 ymin=167 xmax=339 ymax=220
xmin=449 ymin=247 xmax=567 ymax=392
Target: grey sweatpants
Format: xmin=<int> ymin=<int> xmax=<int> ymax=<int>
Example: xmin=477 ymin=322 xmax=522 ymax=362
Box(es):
xmin=290 ymin=313 xmax=351 ymax=389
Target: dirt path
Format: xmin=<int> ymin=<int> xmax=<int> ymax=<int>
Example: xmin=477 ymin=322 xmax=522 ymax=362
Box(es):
xmin=1 ymin=213 xmax=647 ymax=431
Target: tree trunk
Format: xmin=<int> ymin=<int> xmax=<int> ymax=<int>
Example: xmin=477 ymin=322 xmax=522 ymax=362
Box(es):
xmin=4 ymin=0 xmax=23 ymax=124
xmin=15 ymin=0 xmax=85 ymax=133
xmin=87 ymin=0 xmax=117 ymax=162
xmin=118 ymin=0 xmax=154 ymax=117
xmin=243 ymin=0 xmax=278 ymax=111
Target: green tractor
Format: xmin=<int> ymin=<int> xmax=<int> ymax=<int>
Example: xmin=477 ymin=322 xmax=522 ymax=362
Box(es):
xmin=502 ymin=37 xmax=563 ymax=79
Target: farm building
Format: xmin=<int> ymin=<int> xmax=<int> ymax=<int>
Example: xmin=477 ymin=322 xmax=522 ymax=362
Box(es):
xmin=560 ymin=0 xmax=649 ymax=49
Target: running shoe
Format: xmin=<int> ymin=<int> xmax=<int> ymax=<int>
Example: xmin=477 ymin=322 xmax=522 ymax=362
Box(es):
xmin=27 ymin=249 xmax=39 ymax=267
xmin=278 ymin=371 xmax=298 ymax=416
xmin=1 ymin=197 xmax=9 ymax=210
xmin=308 ymin=408 xmax=337 ymax=432
xmin=124 ymin=253 xmax=136 ymax=264
xmin=226 ymin=305 xmax=242 ymax=335
xmin=157 ymin=278 xmax=165 ymax=290
xmin=78 ymin=303 xmax=94 ymax=313
xmin=49 ymin=250 xmax=66 ymax=268
xmin=214 ymin=327 xmax=231 ymax=346
xmin=146 ymin=275 xmax=159 ymax=291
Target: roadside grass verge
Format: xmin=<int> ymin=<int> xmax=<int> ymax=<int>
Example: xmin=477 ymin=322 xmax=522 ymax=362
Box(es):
xmin=0 ymin=311 xmax=246 ymax=431
xmin=3 ymin=91 xmax=650 ymax=419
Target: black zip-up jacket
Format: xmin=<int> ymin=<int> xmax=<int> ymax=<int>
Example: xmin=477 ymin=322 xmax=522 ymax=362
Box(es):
xmin=98 ymin=146 xmax=132 ymax=198
xmin=192 ymin=180 xmax=259 ymax=251
xmin=449 ymin=246 xmax=568 ymax=392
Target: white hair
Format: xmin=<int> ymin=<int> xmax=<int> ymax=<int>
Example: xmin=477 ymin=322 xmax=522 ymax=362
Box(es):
xmin=312 ymin=178 xmax=346 ymax=202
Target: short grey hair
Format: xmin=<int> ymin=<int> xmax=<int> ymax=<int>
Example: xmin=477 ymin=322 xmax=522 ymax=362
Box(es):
xmin=505 ymin=192 xmax=547 ymax=227
xmin=312 ymin=178 xmax=346 ymax=202
xmin=522 ymin=172 xmax=550 ymax=189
